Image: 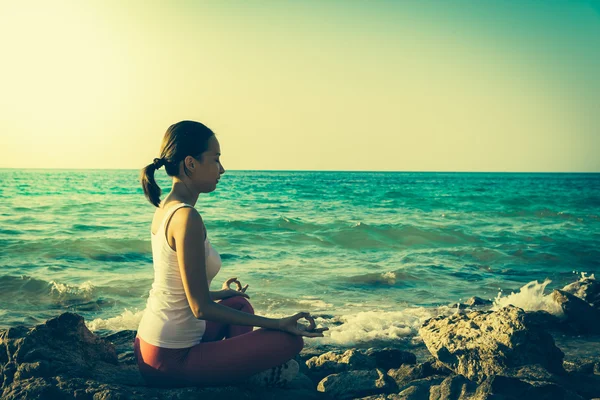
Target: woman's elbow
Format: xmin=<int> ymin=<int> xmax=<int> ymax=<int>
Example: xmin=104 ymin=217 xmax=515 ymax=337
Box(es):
xmin=193 ymin=301 xmax=213 ymax=319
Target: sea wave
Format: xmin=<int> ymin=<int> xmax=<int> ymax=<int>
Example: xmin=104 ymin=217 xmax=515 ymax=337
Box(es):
xmin=1 ymin=238 xmax=152 ymax=262
xmin=87 ymin=308 xmax=144 ymax=332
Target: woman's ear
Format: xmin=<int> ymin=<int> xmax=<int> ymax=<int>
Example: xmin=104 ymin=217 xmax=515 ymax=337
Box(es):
xmin=184 ymin=155 xmax=195 ymax=170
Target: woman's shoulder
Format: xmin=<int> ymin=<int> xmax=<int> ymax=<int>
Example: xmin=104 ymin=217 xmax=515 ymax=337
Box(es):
xmin=164 ymin=203 xmax=207 ymax=240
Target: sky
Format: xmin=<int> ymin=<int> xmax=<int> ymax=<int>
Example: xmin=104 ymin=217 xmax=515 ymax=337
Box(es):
xmin=1 ymin=0 xmax=599 ymax=172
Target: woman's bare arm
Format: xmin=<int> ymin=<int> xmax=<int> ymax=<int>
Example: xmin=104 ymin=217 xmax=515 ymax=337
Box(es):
xmin=171 ymin=207 xmax=280 ymax=329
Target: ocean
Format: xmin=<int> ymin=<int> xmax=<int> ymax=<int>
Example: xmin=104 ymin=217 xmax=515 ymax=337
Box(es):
xmin=1 ymin=169 xmax=599 ymax=352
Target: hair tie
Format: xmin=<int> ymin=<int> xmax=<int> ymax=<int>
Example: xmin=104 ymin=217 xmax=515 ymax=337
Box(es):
xmin=153 ymin=157 xmax=165 ymax=169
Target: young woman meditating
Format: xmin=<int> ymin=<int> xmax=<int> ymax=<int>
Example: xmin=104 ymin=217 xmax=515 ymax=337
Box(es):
xmin=134 ymin=120 xmax=326 ymax=388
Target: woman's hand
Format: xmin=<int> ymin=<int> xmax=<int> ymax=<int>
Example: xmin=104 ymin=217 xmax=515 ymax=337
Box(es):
xmin=277 ymin=312 xmax=328 ymax=338
xmin=220 ymin=288 xmax=250 ymax=300
xmin=222 ymin=277 xmax=249 ymax=293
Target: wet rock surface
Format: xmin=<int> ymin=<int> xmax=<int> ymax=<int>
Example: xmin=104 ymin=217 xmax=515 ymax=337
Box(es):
xmin=419 ymin=305 xmax=565 ymax=383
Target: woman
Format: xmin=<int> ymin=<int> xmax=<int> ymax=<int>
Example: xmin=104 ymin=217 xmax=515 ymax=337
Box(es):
xmin=134 ymin=120 xmax=327 ymax=388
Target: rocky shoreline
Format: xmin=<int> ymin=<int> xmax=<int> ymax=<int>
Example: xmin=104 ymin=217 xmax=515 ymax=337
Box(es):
xmin=1 ymin=277 xmax=599 ymax=399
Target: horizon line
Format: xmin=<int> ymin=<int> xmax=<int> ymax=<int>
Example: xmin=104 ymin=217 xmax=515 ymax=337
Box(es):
xmin=0 ymin=167 xmax=599 ymax=174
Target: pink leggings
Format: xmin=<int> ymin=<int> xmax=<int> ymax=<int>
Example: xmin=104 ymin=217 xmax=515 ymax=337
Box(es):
xmin=133 ymin=296 xmax=304 ymax=387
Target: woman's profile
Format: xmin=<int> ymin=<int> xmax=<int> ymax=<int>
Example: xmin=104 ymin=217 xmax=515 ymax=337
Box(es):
xmin=133 ymin=120 xmax=327 ymax=388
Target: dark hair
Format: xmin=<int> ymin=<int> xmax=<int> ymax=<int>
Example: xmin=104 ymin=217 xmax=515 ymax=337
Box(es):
xmin=140 ymin=120 xmax=215 ymax=207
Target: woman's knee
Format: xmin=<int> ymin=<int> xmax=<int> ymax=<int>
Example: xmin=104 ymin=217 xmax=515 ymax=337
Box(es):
xmin=282 ymin=332 xmax=304 ymax=355
xmin=221 ymin=296 xmax=254 ymax=314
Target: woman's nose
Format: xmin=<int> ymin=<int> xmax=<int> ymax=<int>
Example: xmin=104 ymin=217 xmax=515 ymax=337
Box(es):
xmin=220 ymin=164 xmax=225 ymax=174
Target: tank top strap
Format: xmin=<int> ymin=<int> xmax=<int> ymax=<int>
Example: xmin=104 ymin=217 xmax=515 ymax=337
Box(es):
xmin=157 ymin=202 xmax=194 ymax=235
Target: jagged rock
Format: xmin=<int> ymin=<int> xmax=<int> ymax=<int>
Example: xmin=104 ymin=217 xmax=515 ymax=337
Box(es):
xmin=552 ymin=289 xmax=600 ymax=334
xmin=364 ymin=348 xmax=417 ymax=370
xmin=357 ymin=393 xmax=410 ymax=400
xmin=560 ymin=372 xmax=600 ymax=399
xmin=474 ymin=374 xmax=584 ymax=400
xmin=1 ymin=377 xmax=63 ymax=400
xmin=562 ymin=277 xmax=600 ymax=308
xmin=1 ymin=373 xmax=323 ymax=400
xmin=505 ymin=363 xmax=561 ymax=383
xmin=306 ymin=349 xmax=376 ymax=381
xmin=317 ymin=368 xmax=398 ymax=399
xmin=396 ymin=386 xmax=426 ymax=400
xmin=104 ymin=330 xmax=137 ymax=354
xmin=419 ymin=305 xmax=564 ymax=383
xmin=524 ymin=310 xmax=565 ymax=332
xmin=387 ymin=363 xmax=441 ymax=387
xmin=503 ymin=364 xmax=600 ymax=400
xmin=395 ymin=376 xmax=446 ymax=399
xmin=563 ymin=358 xmax=596 ymax=374
xmin=429 ymin=374 xmax=476 ymax=400
xmin=464 ymin=297 xmax=492 ymax=307
xmin=1 ymin=313 xmax=118 ymax=372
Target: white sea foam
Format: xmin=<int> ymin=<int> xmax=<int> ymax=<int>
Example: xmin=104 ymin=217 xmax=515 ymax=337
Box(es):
xmin=49 ymin=280 xmax=95 ymax=297
xmin=316 ymin=307 xmax=452 ymax=346
xmin=297 ymin=299 xmax=333 ymax=309
xmin=86 ymin=308 xmax=144 ymax=332
xmin=492 ymin=279 xmax=564 ymax=316
xmin=381 ymin=271 xmax=396 ymax=284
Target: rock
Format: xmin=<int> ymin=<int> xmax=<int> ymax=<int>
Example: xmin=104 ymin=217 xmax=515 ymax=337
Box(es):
xmin=464 ymin=297 xmax=492 ymax=307
xmin=562 ymin=277 xmax=600 ymax=309
xmin=358 ymin=393 xmax=414 ymax=400
xmin=429 ymin=374 xmax=476 ymax=400
xmin=505 ymin=364 xmax=561 ymax=383
xmin=561 ymin=372 xmax=600 ymax=399
xmin=13 ymin=361 xmax=50 ymax=381
xmin=306 ymin=349 xmax=376 ymax=381
xmin=1 ymin=377 xmax=63 ymax=400
xmin=503 ymin=364 xmax=600 ymax=400
xmin=563 ymin=358 xmax=596 ymax=374
xmin=396 ymin=385 xmax=427 ymax=400
xmin=317 ymin=368 xmax=398 ymax=399
xmin=104 ymin=330 xmax=137 ymax=354
xmin=474 ymin=375 xmax=584 ymax=400
xmin=524 ymin=310 xmax=565 ymax=332
xmin=422 ymin=358 xmax=453 ymax=376
xmin=4 ymin=312 xmax=117 ymax=367
xmin=364 ymin=348 xmax=417 ymax=370
xmin=419 ymin=305 xmax=564 ymax=383
xmin=2 ymin=362 xmax=17 ymax=387
xmin=552 ymin=289 xmax=600 ymax=334
xmin=395 ymin=376 xmax=445 ymax=399
xmin=387 ymin=363 xmax=436 ymax=387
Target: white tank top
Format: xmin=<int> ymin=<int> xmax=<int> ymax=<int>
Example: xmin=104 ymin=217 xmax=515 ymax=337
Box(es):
xmin=137 ymin=202 xmax=222 ymax=348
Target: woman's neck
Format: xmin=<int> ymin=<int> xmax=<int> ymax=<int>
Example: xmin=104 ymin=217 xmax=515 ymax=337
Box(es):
xmin=168 ymin=180 xmax=199 ymax=207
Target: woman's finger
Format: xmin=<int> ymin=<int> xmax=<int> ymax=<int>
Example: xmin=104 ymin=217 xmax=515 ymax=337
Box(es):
xmin=304 ymin=315 xmax=316 ymax=330
xmin=293 ymin=311 xmax=310 ymax=321
xmin=226 ymin=278 xmax=243 ymax=291
xmin=298 ymin=329 xmax=325 ymax=338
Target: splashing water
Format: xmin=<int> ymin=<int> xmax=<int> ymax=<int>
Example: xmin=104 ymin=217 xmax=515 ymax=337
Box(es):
xmin=492 ymin=279 xmax=564 ymax=316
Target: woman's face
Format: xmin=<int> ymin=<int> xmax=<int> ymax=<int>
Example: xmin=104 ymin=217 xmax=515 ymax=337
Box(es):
xmin=187 ymin=136 xmax=225 ymax=193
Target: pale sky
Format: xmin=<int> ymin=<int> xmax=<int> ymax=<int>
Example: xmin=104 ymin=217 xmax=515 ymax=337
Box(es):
xmin=1 ymin=0 xmax=599 ymax=172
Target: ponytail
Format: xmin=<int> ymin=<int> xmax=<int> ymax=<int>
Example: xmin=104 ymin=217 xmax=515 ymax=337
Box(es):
xmin=141 ymin=120 xmax=215 ymax=207
xmin=140 ymin=162 xmax=162 ymax=207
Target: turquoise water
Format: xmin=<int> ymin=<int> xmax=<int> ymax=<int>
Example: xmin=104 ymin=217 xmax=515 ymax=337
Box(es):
xmin=1 ymin=169 xmax=599 ymax=347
